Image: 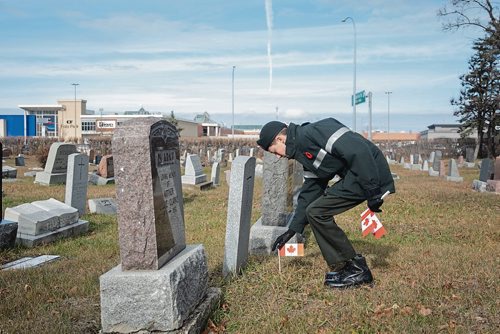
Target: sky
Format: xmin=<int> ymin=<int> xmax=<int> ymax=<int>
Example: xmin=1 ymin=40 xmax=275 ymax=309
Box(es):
xmin=0 ymin=0 xmax=491 ymax=132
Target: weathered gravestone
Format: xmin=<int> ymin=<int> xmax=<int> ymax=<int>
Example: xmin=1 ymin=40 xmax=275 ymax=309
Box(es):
xmin=100 ymin=118 xmax=220 ymax=333
xmin=98 ymin=155 xmax=114 ymax=178
xmin=429 ymin=150 xmax=442 ymax=176
xmin=15 ymin=155 xmax=25 ymax=166
xmin=88 ymin=149 xmax=95 ymax=164
xmin=35 ymin=143 xmax=77 ymax=185
xmin=439 ymin=160 xmax=447 ymax=177
xmin=446 ymin=159 xmax=463 ymax=182
xmin=88 ymin=198 xmax=117 ymax=215
xmin=65 ymin=153 xmax=89 ymax=216
xmin=211 ymin=161 xmax=220 ymax=186
xmin=466 ymin=148 xmax=475 ymax=162
xmin=479 ymin=158 xmax=494 ymax=182
xmin=429 ymin=151 xmax=435 ymax=164
xmin=422 ymin=160 xmax=429 ymax=172
xmin=486 ymin=156 xmax=500 ymax=193
xmin=5 ymin=198 xmax=88 ymax=247
xmin=182 ymin=154 xmax=207 ymax=185
xmin=2 ymin=165 xmax=17 ymax=179
xmin=216 ymin=148 xmax=227 ymax=167
xmin=223 ymin=156 xmax=256 ymax=277
xmin=249 ymin=151 xmax=302 ymax=255
xmin=0 ymin=217 xmax=17 ymax=250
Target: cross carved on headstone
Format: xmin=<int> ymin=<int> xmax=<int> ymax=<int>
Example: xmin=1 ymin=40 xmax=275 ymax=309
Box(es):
xmin=77 ymin=161 xmax=86 ymax=180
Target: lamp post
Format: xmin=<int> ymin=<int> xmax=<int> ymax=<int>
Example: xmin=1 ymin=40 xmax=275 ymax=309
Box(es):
xmin=342 ymin=16 xmax=356 ymax=132
xmin=385 ymin=91 xmax=392 ymax=151
xmin=72 ymin=83 xmax=79 ymax=139
xmin=385 ymin=91 xmax=392 ymax=134
xmin=232 ymin=66 xmax=235 ymax=137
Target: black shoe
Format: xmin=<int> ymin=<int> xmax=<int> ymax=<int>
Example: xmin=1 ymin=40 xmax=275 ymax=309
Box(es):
xmin=324 ymin=254 xmax=374 ymax=289
xmin=324 ymin=262 xmax=346 ymax=282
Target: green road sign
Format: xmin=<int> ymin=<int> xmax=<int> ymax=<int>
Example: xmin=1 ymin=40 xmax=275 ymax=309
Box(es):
xmin=351 ymin=90 xmax=366 ymax=106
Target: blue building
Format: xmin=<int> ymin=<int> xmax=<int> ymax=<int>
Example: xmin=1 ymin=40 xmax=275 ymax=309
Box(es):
xmin=0 ymin=114 xmax=36 ymax=137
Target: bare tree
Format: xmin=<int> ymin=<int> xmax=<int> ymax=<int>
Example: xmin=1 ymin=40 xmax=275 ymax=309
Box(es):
xmin=438 ymin=0 xmax=499 ymax=34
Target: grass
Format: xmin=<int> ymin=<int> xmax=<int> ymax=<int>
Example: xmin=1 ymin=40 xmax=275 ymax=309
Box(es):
xmin=1 ymin=156 xmax=499 ymax=333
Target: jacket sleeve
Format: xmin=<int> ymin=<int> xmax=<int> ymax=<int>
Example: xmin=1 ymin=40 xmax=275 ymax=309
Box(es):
xmin=332 ymin=132 xmax=381 ymax=197
xmin=288 ymin=174 xmax=329 ymax=234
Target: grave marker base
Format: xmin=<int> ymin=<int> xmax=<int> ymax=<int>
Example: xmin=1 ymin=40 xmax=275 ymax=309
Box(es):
xmin=100 ymin=245 xmax=212 ymax=333
xmin=88 ymin=173 xmax=115 ymax=185
xmin=16 ymin=220 xmax=89 ymax=247
xmin=34 ymin=172 xmax=66 ymax=185
xmin=249 ymin=217 xmax=305 ymax=255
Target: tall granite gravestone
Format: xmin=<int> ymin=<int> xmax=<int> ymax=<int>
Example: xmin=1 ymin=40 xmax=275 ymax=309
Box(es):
xmin=100 ymin=118 xmax=220 ymax=333
xmin=249 ymin=151 xmax=302 ymax=255
xmin=211 ymin=161 xmax=221 ymax=186
xmin=439 ymin=160 xmax=447 ymax=177
xmin=446 ymin=159 xmax=463 ymax=182
xmin=182 ymin=154 xmax=207 ymax=185
xmin=35 ymin=143 xmax=77 ymax=185
xmin=223 ymin=156 xmax=256 ymax=277
xmin=65 ymin=153 xmax=89 ymax=216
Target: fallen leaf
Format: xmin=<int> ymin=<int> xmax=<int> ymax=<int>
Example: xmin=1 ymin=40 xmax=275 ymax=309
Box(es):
xmin=400 ymin=306 xmax=413 ymax=315
xmin=24 ymin=284 xmax=31 ymax=292
xmin=419 ymin=306 xmax=432 ymax=316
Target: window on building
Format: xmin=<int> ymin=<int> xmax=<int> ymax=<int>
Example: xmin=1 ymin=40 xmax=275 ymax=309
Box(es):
xmin=82 ymin=120 xmax=96 ymax=133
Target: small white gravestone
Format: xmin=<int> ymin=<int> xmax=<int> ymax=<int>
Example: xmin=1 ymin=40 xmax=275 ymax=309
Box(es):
xmin=88 ymin=198 xmax=117 ymax=215
xmin=211 ymin=162 xmax=221 ymax=186
xmin=181 ymin=154 xmax=207 ymax=185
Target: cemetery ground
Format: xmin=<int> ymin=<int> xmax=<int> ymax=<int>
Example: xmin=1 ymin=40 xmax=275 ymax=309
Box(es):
xmin=1 ymin=156 xmax=499 ymax=333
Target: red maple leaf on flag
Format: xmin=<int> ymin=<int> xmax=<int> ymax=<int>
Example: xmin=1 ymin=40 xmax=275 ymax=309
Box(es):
xmin=286 ymin=244 xmax=296 ymax=253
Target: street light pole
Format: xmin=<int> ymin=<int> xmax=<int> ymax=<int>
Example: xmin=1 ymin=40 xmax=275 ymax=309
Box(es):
xmin=232 ymin=66 xmax=235 ymax=137
xmin=385 ymin=91 xmax=392 ymax=151
xmin=385 ymin=91 xmax=392 ymax=134
xmin=72 ymin=83 xmax=79 ymax=139
xmin=342 ymin=16 xmax=356 ymax=132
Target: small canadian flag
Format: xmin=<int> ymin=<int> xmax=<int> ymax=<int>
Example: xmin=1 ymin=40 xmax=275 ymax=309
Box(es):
xmin=279 ymin=243 xmax=304 ymax=256
xmin=360 ymin=209 xmax=387 ymax=239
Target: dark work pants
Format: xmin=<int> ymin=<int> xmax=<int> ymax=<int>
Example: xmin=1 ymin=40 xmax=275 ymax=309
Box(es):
xmin=305 ymin=194 xmax=364 ymax=266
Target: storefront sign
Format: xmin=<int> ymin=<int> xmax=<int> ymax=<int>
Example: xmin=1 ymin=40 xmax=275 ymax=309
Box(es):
xmin=97 ymin=120 xmax=116 ymax=129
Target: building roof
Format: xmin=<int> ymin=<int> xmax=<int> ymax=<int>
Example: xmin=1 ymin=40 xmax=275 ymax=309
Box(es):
xmin=18 ymin=104 xmax=64 ymax=112
xmin=427 ymin=124 xmax=461 ymax=129
xmin=362 ymin=132 xmax=420 ymax=141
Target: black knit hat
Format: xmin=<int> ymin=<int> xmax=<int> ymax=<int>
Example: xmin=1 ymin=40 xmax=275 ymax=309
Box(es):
xmin=257 ymin=121 xmax=287 ymax=150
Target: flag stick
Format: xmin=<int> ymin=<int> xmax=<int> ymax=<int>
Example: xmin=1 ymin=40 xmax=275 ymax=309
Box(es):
xmin=278 ymin=250 xmax=282 ymax=274
xmin=381 ymin=190 xmax=390 ymax=200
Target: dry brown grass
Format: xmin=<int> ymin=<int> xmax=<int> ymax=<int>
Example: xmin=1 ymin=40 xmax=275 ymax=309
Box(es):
xmin=1 ymin=158 xmax=499 ymax=333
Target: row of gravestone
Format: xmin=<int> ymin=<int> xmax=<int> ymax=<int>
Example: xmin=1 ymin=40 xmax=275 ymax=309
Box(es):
xmin=100 ymin=118 xmax=306 ymax=333
xmin=395 ymin=151 xmax=465 ymax=182
xmin=1 ymin=118 xmax=306 ymax=332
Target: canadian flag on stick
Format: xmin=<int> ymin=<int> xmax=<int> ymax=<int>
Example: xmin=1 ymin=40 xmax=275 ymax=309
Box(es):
xmin=360 ymin=191 xmax=390 ymax=239
xmin=278 ymin=243 xmax=304 ymax=257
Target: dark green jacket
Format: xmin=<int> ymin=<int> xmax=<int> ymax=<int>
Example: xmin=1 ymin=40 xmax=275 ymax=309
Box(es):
xmin=285 ymin=118 xmax=395 ymax=234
